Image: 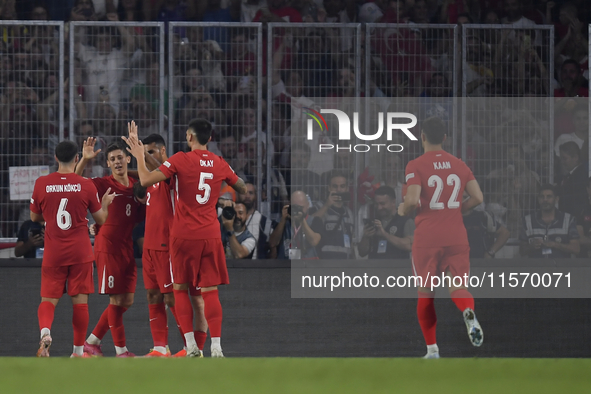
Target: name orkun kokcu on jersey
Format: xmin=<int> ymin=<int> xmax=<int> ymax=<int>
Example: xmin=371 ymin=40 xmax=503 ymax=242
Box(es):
xmin=45 ymin=184 xmax=83 ymax=193
xmin=305 ymin=109 xmax=418 ymax=153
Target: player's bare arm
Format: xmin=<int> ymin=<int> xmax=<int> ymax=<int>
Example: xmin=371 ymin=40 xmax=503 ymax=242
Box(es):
xmin=461 ymin=180 xmax=484 ymax=213
xmin=398 ymin=185 xmax=421 ymax=216
xmin=30 ymin=211 xmax=45 ymax=223
xmin=91 ymin=187 xmax=116 ymax=225
xmin=74 ymin=137 xmax=102 ymax=176
xmin=230 ymin=178 xmax=247 ymax=195
xmin=122 ymin=124 xmax=167 ymax=187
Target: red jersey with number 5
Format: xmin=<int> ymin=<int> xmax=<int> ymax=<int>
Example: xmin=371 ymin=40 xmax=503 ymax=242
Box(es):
xmin=91 ymin=175 xmax=144 ymax=255
xmin=30 ymin=172 xmax=102 ymax=267
xmin=144 ymin=180 xmax=173 ymax=250
xmin=159 ymin=150 xmax=238 ymax=240
xmin=405 ymin=150 xmax=475 ymax=247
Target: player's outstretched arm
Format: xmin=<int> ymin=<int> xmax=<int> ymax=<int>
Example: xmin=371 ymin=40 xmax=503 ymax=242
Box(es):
xmin=122 ymin=122 xmax=167 ymax=187
xmin=230 ymin=177 xmax=247 ymax=195
xmin=461 ymin=180 xmax=484 ymax=213
xmin=75 ymin=137 xmax=102 ymax=176
xmin=91 ymin=187 xmax=116 ymax=225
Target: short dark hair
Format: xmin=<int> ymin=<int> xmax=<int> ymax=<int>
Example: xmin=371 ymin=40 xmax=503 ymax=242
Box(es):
xmin=539 ymin=183 xmax=557 ymax=196
xmin=374 ymin=185 xmax=396 ymax=201
xmin=55 ymin=140 xmax=79 ymax=163
xmin=561 ymin=58 xmax=581 ymax=73
xmin=421 ymin=116 xmax=446 ymax=145
xmin=142 ymin=133 xmax=166 ymax=147
xmin=559 ymin=141 xmax=580 ymax=158
xmin=188 ymin=118 xmax=213 ymax=145
xmin=106 ymin=141 xmax=130 ymax=157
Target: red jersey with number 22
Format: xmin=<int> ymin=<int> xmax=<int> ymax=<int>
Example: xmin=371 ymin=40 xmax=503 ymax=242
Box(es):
xmin=405 ymin=150 xmax=475 ymax=247
xmin=144 ymin=180 xmax=173 ymax=251
xmin=159 ymin=149 xmax=238 ymax=240
xmin=30 ymin=172 xmax=102 ymax=267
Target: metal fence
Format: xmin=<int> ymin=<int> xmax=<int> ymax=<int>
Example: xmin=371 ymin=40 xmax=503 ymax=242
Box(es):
xmin=69 ymin=21 xmax=165 ymax=178
xmin=0 ymin=21 xmax=64 ymax=238
xmin=168 ymin=22 xmax=264 ymax=215
xmin=2 ymin=21 xmax=589 ymax=260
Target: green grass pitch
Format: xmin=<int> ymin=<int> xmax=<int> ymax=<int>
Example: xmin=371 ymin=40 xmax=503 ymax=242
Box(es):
xmin=1 ymin=358 xmax=589 ymax=393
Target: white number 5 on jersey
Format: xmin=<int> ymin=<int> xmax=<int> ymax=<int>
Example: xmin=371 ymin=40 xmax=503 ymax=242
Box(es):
xmin=196 ymin=172 xmax=214 ymax=204
xmin=428 ymin=174 xmax=461 ymax=210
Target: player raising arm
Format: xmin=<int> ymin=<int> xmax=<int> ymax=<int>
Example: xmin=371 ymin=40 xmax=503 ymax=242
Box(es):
xmin=124 ymin=119 xmax=246 ymax=358
xmin=398 ymin=117 xmax=484 ymax=359
xmin=31 ymin=141 xmax=115 ymax=357
xmin=75 ymin=139 xmax=145 ymax=358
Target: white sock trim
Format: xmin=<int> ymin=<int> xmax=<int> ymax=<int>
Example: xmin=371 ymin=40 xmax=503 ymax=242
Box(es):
xmin=153 ymin=346 xmax=167 ymax=354
xmin=40 ymin=328 xmax=50 ymax=339
xmin=184 ymin=332 xmax=197 ymax=349
xmin=427 ymin=344 xmax=439 ymax=354
xmin=211 ymin=337 xmax=221 ymax=348
xmin=73 ymin=345 xmax=84 ymax=356
xmin=115 ymin=346 xmax=128 ymax=355
xmin=87 ymin=333 xmax=101 ymax=345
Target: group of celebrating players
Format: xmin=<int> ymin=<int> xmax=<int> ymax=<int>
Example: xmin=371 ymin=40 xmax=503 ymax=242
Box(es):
xmin=32 ymin=118 xmax=245 ymax=358
xmin=31 ymin=115 xmax=483 ymax=359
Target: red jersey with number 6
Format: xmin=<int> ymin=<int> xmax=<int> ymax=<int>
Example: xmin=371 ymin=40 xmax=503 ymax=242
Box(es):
xmin=30 ymin=172 xmax=102 ymax=267
xmin=144 ymin=180 xmax=173 ymax=250
xmin=159 ymin=149 xmax=238 ymax=240
xmin=405 ymin=150 xmax=475 ymax=247
xmin=91 ymin=175 xmax=144 ymax=255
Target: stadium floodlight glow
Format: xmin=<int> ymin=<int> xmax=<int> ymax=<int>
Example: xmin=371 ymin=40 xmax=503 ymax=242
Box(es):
xmin=305 ymin=109 xmax=417 ymax=153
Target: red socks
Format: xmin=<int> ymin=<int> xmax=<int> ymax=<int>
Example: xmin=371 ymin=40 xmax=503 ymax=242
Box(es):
xmin=450 ymin=289 xmax=475 ymax=312
xmin=72 ymin=304 xmax=89 ymax=346
xmin=107 ymin=304 xmax=127 ymax=347
xmin=38 ymin=301 xmax=55 ymax=331
xmin=417 ymin=292 xmax=437 ymax=346
xmin=194 ymin=331 xmax=207 ymax=350
xmin=148 ymin=303 xmax=168 ymax=347
xmin=172 ymin=289 xmax=194 ymax=335
xmin=169 ymin=305 xmax=186 ymax=346
xmin=202 ymin=289 xmax=222 ymax=338
xmin=92 ymin=307 xmax=110 ymax=340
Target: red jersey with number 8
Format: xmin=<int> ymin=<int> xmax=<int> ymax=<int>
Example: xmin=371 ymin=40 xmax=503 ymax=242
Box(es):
xmin=405 ymin=150 xmax=475 ymax=247
xmin=159 ymin=150 xmax=238 ymax=240
xmin=30 ymin=172 xmax=102 ymax=267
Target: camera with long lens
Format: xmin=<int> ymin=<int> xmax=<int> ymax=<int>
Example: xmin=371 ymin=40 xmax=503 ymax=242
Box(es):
xmin=222 ymin=206 xmax=236 ymax=220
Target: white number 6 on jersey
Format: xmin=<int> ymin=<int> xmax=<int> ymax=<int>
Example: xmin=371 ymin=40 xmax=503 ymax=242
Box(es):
xmin=57 ymin=198 xmax=72 ymax=230
xmin=196 ymin=172 xmax=214 ymax=204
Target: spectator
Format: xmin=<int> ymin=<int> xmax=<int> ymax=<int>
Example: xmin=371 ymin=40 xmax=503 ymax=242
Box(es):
xmin=269 ymin=190 xmax=323 ymax=260
xmin=220 ymin=202 xmax=257 ymax=259
xmin=236 ymin=182 xmax=277 ymax=259
xmin=14 ymin=220 xmax=44 ymax=258
xmin=554 ymin=59 xmax=589 ymax=98
xmin=501 ymin=0 xmax=540 ymax=45
xmin=555 ymin=103 xmax=588 ymax=156
xmin=252 ymin=0 xmax=302 ymax=23
xmin=69 ymin=0 xmax=98 ymax=22
xmin=199 ymin=0 xmax=239 ymax=53
xmin=519 ymin=184 xmax=580 ymax=258
xmin=575 ymin=177 xmax=591 ymax=257
xmin=296 ymin=30 xmax=335 ymax=98
xmin=236 ymin=0 xmax=266 ymax=22
xmin=311 ymin=171 xmax=354 ymax=259
xmin=74 ymin=13 xmax=135 ymax=117
xmin=557 ymin=142 xmax=588 ymax=216
xmin=287 ymin=142 xmax=322 ymax=204
xmin=464 ymin=35 xmax=493 ymax=97
xmin=357 ymin=186 xmax=414 ymax=259
xmin=463 ymin=203 xmax=511 ymax=259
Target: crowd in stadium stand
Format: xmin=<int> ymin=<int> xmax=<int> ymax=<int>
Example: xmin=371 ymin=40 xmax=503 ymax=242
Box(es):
xmin=1 ymin=0 xmax=590 ymax=259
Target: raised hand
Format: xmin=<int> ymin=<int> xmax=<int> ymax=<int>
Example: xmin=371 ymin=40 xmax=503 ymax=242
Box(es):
xmin=121 ymin=126 xmax=145 ymax=161
xmin=82 ymin=137 xmax=101 ymax=160
xmin=127 ymin=119 xmax=139 ymax=142
xmin=101 ymin=187 xmax=116 ymax=209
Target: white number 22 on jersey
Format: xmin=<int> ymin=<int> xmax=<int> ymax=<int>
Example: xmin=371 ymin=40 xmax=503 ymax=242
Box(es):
xmin=428 ymin=174 xmax=461 ymax=210
xmin=196 ymin=172 xmax=214 ymax=204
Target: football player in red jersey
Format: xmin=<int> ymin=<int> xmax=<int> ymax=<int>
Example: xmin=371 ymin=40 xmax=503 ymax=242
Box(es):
xmin=124 ymin=119 xmax=246 ymax=358
xmin=75 ymin=139 xmax=145 ymax=357
xmin=31 ymin=140 xmax=115 ymax=357
xmin=398 ymin=117 xmax=485 ymax=358
xmin=137 ymin=133 xmax=208 ymax=358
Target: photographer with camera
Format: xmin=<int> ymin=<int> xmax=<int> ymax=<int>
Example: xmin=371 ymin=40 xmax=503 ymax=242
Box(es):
xmin=358 ymin=186 xmax=415 ymax=259
xmin=269 ymin=191 xmax=323 ymax=260
xmin=220 ymin=202 xmax=256 ymax=259
xmin=312 ymin=171 xmax=354 ymax=259
xmin=14 ymin=220 xmax=45 ymax=258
